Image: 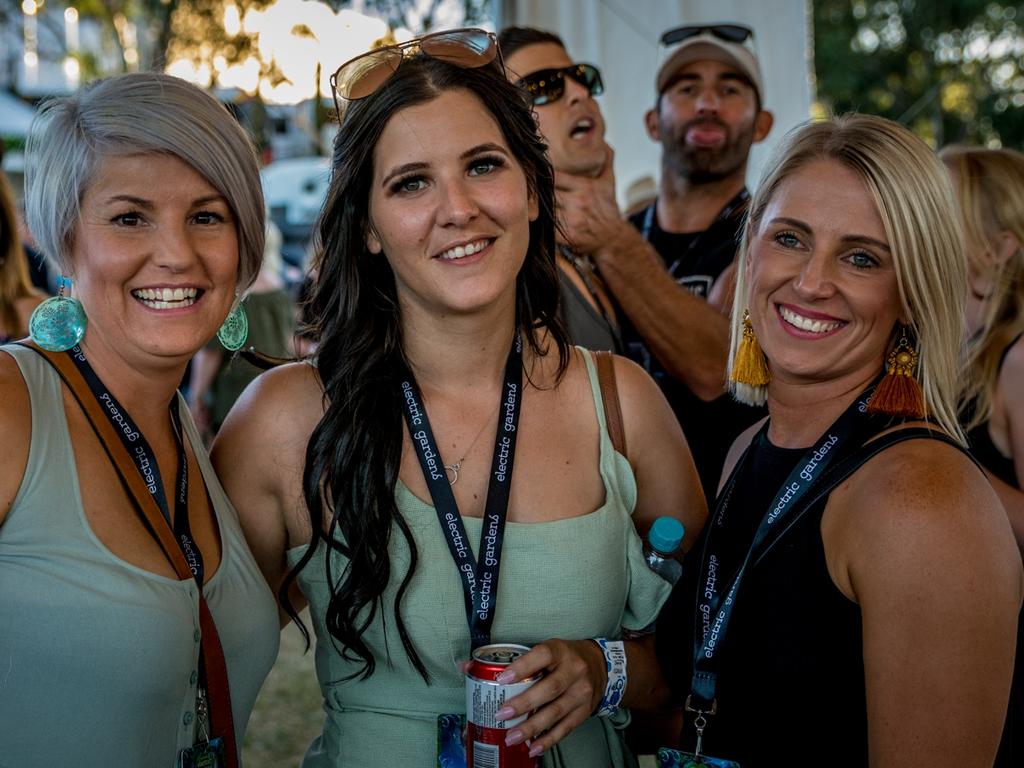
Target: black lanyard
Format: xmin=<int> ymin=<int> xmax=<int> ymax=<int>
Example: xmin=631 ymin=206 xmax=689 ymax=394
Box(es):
xmin=689 ymin=384 xmax=878 ymax=712
xmin=66 ymin=345 xmax=205 ymax=586
xmin=640 ymin=189 xmax=750 ymax=276
xmin=398 ymin=336 xmax=523 ymax=650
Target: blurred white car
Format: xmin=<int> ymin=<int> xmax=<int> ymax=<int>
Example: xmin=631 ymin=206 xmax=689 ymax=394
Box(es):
xmin=260 ymin=156 xmax=331 ymax=268
xmin=261 ymin=156 xmax=331 ymax=228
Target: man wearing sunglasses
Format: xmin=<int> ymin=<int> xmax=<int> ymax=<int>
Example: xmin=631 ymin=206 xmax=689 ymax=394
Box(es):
xmin=519 ymin=24 xmax=774 ymax=505
xmin=498 ymin=26 xmax=624 ymax=354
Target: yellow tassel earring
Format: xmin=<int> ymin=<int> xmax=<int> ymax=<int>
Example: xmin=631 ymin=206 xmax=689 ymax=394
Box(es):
xmin=866 ymin=326 xmax=926 ymax=419
xmin=730 ymin=309 xmax=771 ymax=389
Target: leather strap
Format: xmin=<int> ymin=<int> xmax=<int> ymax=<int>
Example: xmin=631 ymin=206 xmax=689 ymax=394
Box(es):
xmin=595 ymin=350 xmax=626 ymax=456
xmin=20 ymin=342 xmax=240 ymax=767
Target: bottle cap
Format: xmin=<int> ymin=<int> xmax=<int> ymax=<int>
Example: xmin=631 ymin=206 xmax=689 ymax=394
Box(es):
xmin=648 ymin=516 xmax=685 ymax=555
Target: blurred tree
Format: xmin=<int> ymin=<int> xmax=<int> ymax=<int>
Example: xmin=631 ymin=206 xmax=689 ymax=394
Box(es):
xmin=0 ymin=0 xmax=490 ymax=82
xmin=166 ymin=0 xmax=273 ymax=86
xmin=814 ymin=0 xmax=1024 ymax=147
xmin=0 ymin=0 xmax=270 ymax=79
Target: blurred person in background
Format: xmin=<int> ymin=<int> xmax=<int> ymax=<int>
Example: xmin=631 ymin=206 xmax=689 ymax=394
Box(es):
xmin=499 ymin=26 xmax=623 ymax=353
xmin=213 ymin=30 xmax=706 ymax=767
xmin=190 ymin=217 xmax=296 ymax=441
xmin=0 ymin=170 xmax=44 ymax=343
xmin=0 ymin=72 xmax=279 ymax=767
xmin=942 ymin=146 xmax=1024 ymax=544
xmin=941 ymin=144 xmax=1024 ymax=767
xmin=0 ymin=137 xmax=50 ymax=293
xmin=519 ymin=24 xmax=775 ymax=505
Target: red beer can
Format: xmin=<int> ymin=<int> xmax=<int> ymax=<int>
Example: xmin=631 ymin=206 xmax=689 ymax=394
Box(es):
xmin=465 ymin=643 xmax=541 ymax=768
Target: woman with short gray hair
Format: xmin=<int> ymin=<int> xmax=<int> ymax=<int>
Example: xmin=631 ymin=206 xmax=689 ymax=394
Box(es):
xmin=0 ymin=72 xmax=278 ymax=767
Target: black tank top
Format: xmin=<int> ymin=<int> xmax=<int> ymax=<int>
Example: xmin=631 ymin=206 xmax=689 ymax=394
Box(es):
xmin=657 ymin=429 xmax=868 ymax=766
xmin=964 ymin=331 xmax=1023 ymax=488
xmin=961 ymin=335 xmax=1023 ymax=768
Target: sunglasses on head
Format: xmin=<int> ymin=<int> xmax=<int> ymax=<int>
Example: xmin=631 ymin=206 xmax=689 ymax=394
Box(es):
xmin=330 ymin=28 xmax=501 ymax=111
xmin=516 ymin=63 xmax=604 ymax=106
xmin=660 ymin=23 xmax=754 ymax=47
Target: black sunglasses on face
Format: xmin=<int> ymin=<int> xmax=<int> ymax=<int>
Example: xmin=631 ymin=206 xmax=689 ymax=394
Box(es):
xmin=516 ymin=63 xmax=604 ymax=106
xmin=660 ymin=23 xmax=754 ymax=47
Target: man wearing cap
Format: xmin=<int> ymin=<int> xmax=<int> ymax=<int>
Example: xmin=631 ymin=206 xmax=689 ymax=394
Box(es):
xmin=551 ymin=23 xmax=773 ymax=502
xmin=634 ymin=23 xmax=772 ymax=308
xmin=498 ymin=26 xmax=624 ymax=353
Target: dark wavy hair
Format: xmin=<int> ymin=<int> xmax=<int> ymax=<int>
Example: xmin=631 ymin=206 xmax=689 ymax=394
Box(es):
xmin=282 ymin=52 xmax=569 ymax=681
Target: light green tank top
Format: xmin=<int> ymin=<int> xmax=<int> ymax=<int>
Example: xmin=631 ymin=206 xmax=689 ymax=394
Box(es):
xmin=288 ymin=349 xmax=672 ymax=767
xmin=0 ymin=344 xmax=280 ymax=767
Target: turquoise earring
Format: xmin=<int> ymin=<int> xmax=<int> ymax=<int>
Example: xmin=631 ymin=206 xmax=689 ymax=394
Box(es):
xmin=217 ymin=299 xmax=248 ymax=352
xmin=29 ymin=276 xmax=87 ymax=351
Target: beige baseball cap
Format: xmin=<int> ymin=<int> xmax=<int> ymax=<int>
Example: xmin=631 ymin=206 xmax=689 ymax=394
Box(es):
xmin=656 ymin=25 xmax=764 ymax=103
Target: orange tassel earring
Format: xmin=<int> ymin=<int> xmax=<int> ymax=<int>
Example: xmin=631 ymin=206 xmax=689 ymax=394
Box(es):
xmin=730 ymin=309 xmax=771 ymax=388
xmin=867 ymin=327 xmax=926 ymax=419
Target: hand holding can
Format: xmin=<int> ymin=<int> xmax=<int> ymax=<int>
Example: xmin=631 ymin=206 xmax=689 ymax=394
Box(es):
xmin=466 ymin=644 xmax=541 ymax=767
xmin=482 ymin=639 xmax=609 ymax=759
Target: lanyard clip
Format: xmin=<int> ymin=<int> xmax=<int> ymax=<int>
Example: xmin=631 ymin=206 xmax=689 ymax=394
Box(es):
xmin=196 ymin=686 xmax=211 ymax=743
xmin=684 ymin=694 xmax=717 ymax=716
xmin=684 ymin=695 xmax=716 ymax=759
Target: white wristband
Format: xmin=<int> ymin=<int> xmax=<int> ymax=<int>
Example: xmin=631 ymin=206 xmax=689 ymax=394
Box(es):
xmin=593 ymin=638 xmax=627 ymax=717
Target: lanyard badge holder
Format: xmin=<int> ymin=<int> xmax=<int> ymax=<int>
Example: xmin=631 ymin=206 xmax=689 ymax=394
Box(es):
xmin=20 ymin=342 xmax=239 ymax=768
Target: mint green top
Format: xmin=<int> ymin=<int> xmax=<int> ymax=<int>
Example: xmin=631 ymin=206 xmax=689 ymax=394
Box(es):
xmin=0 ymin=344 xmax=280 ymax=767
xmin=288 ymin=350 xmax=672 ymax=768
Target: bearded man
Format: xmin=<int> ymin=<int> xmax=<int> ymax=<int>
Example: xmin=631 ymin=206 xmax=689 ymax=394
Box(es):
xmin=629 ymin=25 xmax=774 ymax=500
xmin=632 ymin=24 xmax=773 ymax=306
xmin=548 ymin=24 xmax=774 ymax=502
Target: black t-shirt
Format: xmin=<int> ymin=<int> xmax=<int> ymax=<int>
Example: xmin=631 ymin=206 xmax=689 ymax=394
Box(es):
xmin=625 ymin=195 xmax=766 ymax=503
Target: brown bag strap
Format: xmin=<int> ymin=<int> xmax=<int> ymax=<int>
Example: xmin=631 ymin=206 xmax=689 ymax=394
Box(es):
xmin=19 ymin=342 xmax=240 ymax=767
xmin=594 ymin=350 xmax=627 ymax=456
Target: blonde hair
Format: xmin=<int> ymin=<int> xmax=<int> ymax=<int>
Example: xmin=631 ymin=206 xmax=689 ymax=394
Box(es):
xmin=940 ymin=146 xmax=1024 ymax=431
xmin=728 ymin=114 xmax=967 ymax=443
xmin=0 ymin=173 xmax=37 ymax=336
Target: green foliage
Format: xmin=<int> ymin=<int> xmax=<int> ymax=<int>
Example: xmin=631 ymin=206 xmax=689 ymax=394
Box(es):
xmin=814 ymin=0 xmax=1024 ymax=148
xmin=167 ymin=0 xmax=269 ymax=82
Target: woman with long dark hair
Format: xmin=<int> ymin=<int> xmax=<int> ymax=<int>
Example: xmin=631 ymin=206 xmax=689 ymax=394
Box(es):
xmin=214 ymin=29 xmax=705 ymax=767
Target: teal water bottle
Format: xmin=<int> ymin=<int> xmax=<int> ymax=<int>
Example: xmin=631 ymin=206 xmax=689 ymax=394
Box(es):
xmin=643 ymin=516 xmax=684 ymax=585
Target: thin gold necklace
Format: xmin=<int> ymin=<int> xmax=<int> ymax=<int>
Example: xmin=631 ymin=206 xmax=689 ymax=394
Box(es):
xmin=444 ymin=403 xmax=500 ymax=485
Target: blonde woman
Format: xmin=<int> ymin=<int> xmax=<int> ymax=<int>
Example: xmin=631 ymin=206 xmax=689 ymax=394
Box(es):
xmin=941 ymin=145 xmax=1024 ymax=767
xmin=656 ymin=115 xmax=1022 ymax=767
xmin=0 ymin=172 xmax=43 ymax=343
xmin=941 ymin=146 xmax=1024 ymax=542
